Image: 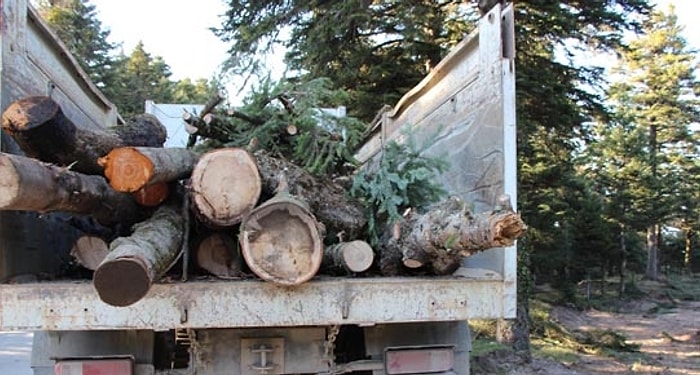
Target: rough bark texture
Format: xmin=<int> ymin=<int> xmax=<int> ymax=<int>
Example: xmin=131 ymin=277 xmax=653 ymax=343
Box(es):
xmin=189 ymin=148 xmax=261 ymax=228
xmin=93 ymin=204 xmax=184 ymax=307
xmin=240 ymin=192 xmax=324 ymax=285
xmin=380 ymin=196 xmax=526 ymax=275
xmin=70 ymin=235 xmax=109 ymax=271
xmin=253 ymin=150 xmax=366 ymax=239
xmin=0 ymin=152 xmax=140 ymax=228
xmin=323 ymin=240 xmax=375 ymax=274
xmin=98 ymin=147 xmax=198 ymax=192
xmin=1 ymin=96 xmax=166 ymax=175
xmin=195 ymin=232 xmax=242 ymax=278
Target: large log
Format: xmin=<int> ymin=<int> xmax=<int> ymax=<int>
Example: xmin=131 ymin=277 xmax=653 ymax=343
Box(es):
xmin=240 ymin=192 xmax=324 ymax=285
xmin=189 ymin=148 xmax=261 ymax=228
xmin=195 ymin=232 xmax=242 ymax=278
xmin=380 ymin=196 xmax=527 ymax=276
xmin=93 ymin=204 xmax=184 ymax=307
xmin=98 ymin=147 xmax=198 ymax=192
xmin=1 ymin=96 xmax=166 ymax=175
xmin=253 ymin=151 xmax=366 ymax=239
xmin=0 ymin=152 xmax=140 ymax=228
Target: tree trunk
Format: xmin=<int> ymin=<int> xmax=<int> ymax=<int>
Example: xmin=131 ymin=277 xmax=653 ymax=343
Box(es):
xmin=93 ymin=204 xmax=184 ymax=307
xmin=189 ymin=148 xmax=261 ymax=228
xmin=70 ymin=235 xmax=109 ymax=271
xmin=645 ymin=224 xmax=659 ymax=280
xmin=619 ymin=224 xmax=628 ymax=298
xmin=684 ymin=228 xmax=693 ymax=273
xmin=380 ymin=196 xmax=526 ymax=275
xmin=253 ymin=150 xmax=366 ymax=239
xmin=98 ymin=147 xmax=198 ymax=192
xmin=240 ymin=192 xmax=324 ymax=285
xmin=195 ymin=232 xmax=242 ymax=278
xmin=0 ymin=152 xmax=140 ymax=228
xmin=1 ymin=96 xmax=166 ymax=175
xmin=323 ymin=240 xmax=375 ymax=274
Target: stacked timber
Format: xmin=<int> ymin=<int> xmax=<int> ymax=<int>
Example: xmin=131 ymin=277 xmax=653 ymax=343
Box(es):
xmin=0 ymin=97 xmax=527 ymax=307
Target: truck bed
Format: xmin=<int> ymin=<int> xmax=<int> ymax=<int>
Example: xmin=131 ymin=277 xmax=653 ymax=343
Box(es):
xmin=0 ymin=273 xmax=508 ymax=330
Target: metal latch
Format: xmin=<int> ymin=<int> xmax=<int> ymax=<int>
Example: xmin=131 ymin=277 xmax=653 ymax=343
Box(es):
xmin=241 ymin=338 xmax=285 ymax=375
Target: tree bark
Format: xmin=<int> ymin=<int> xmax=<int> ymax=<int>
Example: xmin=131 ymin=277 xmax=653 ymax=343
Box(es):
xmin=70 ymin=235 xmax=109 ymax=271
xmin=93 ymin=204 xmax=184 ymax=307
xmin=98 ymin=147 xmax=198 ymax=192
xmin=380 ymin=196 xmax=526 ymax=275
xmin=1 ymin=96 xmax=166 ymax=175
xmin=323 ymin=240 xmax=374 ymax=274
xmin=189 ymin=148 xmax=261 ymax=228
xmin=240 ymin=192 xmax=324 ymax=285
xmin=195 ymin=232 xmax=242 ymax=278
xmin=645 ymin=224 xmax=659 ymax=280
xmin=0 ymin=152 xmax=140 ymax=228
xmin=253 ymin=150 xmax=366 ymax=239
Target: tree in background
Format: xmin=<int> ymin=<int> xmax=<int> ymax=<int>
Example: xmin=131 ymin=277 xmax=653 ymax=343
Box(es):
xmin=38 ymin=1 xmax=220 ymax=119
xmin=214 ymin=0 xmax=477 ymax=121
xmin=605 ymin=6 xmax=700 ymax=280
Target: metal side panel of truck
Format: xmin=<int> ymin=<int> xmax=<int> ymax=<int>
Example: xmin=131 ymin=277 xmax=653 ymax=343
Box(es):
xmin=0 ymin=1 xmax=516 ymax=374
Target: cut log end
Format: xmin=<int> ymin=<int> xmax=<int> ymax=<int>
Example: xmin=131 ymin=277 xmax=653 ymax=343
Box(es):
xmin=93 ymin=257 xmax=151 ymax=307
xmin=241 ymin=195 xmax=323 ymax=285
xmin=0 ymin=155 xmax=20 ymax=208
xmin=190 ymin=148 xmax=261 ymax=227
xmin=99 ymin=147 xmax=154 ymax=192
xmin=1 ymin=96 xmax=59 ymax=133
xmin=70 ymin=235 xmax=109 ymax=271
xmin=333 ymin=240 xmax=374 ymax=272
xmin=132 ymin=182 xmax=170 ymax=207
xmin=196 ymin=232 xmax=241 ymax=278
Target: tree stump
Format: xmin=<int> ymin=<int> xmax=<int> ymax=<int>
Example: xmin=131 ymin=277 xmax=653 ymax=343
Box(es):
xmin=195 ymin=232 xmax=242 ymax=278
xmin=1 ymin=96 xmax=166 ymax=175
xmin=93 ymin=204 xmax=184 ymax=307
xmin=240 ymin=192 xmax=324 ymax=285
xmin=0 ymin=152 xmax=140 ymax=228
xmin=189 ymin=148 xmax=261 ymax=228
xmin=98 ymin=147 xmax=198 ymax=193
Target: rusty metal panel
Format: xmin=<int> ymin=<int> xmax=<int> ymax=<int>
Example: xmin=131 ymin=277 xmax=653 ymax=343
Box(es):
xmin=0 ymin=276 xmax=505 ymax=330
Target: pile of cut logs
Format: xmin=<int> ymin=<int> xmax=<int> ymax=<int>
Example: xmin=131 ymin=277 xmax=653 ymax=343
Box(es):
xmin=0 ymin=96 xmax=526 ymax=307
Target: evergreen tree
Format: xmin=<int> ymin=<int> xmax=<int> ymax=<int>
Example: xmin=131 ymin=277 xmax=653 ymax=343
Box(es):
xmin=171 ymin=78 xmax=221 ymax=104
xmin=606 ymin=6 xmax=700 ymax=280
xmin=110 ymin=42 xmax=175 ymax=118
xmin=214 ymin=0 xmax=477 ymax=121
xmin=37 ymin=0 xmax=116 ymax=88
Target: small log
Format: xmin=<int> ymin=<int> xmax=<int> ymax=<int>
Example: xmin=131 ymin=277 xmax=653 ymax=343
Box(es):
xmin=195 ymin=232 xmax=242 ymax=278
xmin=253 ymin=151 xmax=366 ymax=239
xmin=1 ymin=96 xmax=166 ymax=175
xmin=323 ymin=240 xmax=374 ymax=274
xmin=381 ymin=196 xmax=526 ymax=275
xmin=189 ymin=148 xmax=261 ymax=227
xmin=98 ymin=147 xmax=198 ymax=192
xmin=132 ymin=182 xmax=170 ymax=207
xmin=93 ymin=204 xmax=184 ymax=307
xmin=240 ymin=192 xmax=324 ymax=285
xmin=0 ymin=152 xmax=140 ymax=227
xmin=71 ymin=235 xmax=109 ymax=271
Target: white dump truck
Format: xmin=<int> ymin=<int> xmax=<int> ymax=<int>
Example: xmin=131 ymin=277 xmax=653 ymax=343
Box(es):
xmin=0 ymin=0 xmax=516 ymax=373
